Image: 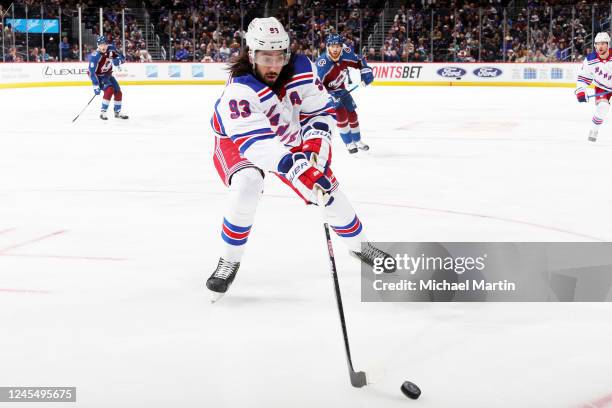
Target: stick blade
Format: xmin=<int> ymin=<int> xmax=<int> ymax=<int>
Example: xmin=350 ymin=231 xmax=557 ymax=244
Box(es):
xmin=349 ymin=370 xmax=367 ymax=388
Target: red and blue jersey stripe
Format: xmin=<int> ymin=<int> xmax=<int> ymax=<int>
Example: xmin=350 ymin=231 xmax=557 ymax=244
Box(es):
xmin=258 ymin=87 xmax=275 ymax=103
xmin=299 ymin=101 xmax=336 ymax=127
xmin=285 ymin=72 xmax=314 ymax=91
xmin=211 ymin=99 xmax=227 ymax=136
xmin=231 ymin=127 xmax=277 ymax=154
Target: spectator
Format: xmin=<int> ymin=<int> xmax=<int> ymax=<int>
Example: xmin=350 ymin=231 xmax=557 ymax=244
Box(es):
xmin=175 ymin=44 xmax=190 ymax=61
xmin=60 ymin=37 xmax=71 ymax=60
xmin=218 ymin=39 xmax=230 ymax=61
xmin=39 ymin=48 xmax=52 ymax=62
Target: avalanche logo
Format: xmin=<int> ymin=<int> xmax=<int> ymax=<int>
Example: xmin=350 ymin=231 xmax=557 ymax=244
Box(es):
xmin=192 ymin=65 xmax=204 ymax=78
xmin=328 ymin=71 xmax=348 ymax=89
xmin=473 ymin=67 xmax=503 ymax=78
xmin=437 ymin=67 xmax=466 ymax=78
xmin=317 ymin=59 xmax=326 ymax=67
xmin=27 ymin=20 xmax=40 ymax=32
xmin=43 ymin=20 xmax=56 ymax=33
xmin=168 ymin=65 xmax=181 ymax=78
xmin=145 ymin=65 xmax=158 ymax=78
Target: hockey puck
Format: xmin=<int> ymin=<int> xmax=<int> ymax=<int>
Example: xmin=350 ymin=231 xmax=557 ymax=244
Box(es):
xmin=400 ymin=381 xmax=421 ymax=400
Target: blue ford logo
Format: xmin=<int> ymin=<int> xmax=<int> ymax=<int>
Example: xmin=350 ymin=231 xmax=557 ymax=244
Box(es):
xmin=473 ymin=67 xmax=503 ymax=78
xmin=437 ymin=67 xmax=466 ymax=78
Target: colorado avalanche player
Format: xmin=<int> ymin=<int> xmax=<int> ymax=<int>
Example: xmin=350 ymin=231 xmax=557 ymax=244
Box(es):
xmin=88 ymin=36 xmax=128 ymax=120
xmin=316 ymin=34 xmax=374 ymax=154
xmin=575 ymin=32 xmax=612 ymax=142
xmin=206 ymin=17 xmax=394 ymax=302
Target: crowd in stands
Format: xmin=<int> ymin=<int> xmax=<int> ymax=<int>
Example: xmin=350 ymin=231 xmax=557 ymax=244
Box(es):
xmin=0 ymin=0 xmax=608 ymax=63
xmin=383 ymin=0 xmax=605 ymax=63
xmin=1 ymin=0 xmax=150 ymax=62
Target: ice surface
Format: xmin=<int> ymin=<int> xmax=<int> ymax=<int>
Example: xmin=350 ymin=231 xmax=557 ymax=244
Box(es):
xmin=0 ymin=85 xmax=611 ymax=408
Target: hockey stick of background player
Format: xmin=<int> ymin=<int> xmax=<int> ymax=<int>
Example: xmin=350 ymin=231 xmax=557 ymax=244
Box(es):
xmin=317 ymin=190 xmax=368 ymax=388
xmin=72 ymin=94 xmax=97 ymax=123
xmin=588 ymin=90 xmax=612 ymax=99
xmin=331 ymin=84 xmax=360 ymax=106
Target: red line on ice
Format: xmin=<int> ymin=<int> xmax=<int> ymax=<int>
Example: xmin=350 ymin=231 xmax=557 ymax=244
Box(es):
xmin=0 ymin=230 xmax=67 ymax=253
xmin=0 ymin=288 xmax=51 ymax=294
xmin=356 ymin=200 xmax=608 ymax=242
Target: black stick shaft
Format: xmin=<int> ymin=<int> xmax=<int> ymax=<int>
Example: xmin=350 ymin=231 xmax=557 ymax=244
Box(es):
xmin=72 ymin=94 xmax=97 ymax=123
xmin=323 ymin=223 xmax=367 ymax=387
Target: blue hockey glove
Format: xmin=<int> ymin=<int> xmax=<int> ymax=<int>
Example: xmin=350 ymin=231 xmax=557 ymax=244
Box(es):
xmin=93 ymin=85 xmax=101 ymax=95
xmin=360 ymin=66 xmax=374 ymax=86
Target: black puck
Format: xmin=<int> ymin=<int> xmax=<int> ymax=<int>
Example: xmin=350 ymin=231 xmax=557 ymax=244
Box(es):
xmin=401 ymin=381 xmax=421 ymax=400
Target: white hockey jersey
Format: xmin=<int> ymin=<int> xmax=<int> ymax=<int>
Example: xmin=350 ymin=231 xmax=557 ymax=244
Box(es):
xmin=577 ymin=51 xmax=612 ymax=91
xmin=211 ymin=54 xmax=336 ymax=172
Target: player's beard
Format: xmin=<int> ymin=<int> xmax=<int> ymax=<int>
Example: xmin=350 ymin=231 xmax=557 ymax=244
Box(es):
xmin=227 ymin=49 xmax=295 ymax=95
xmin=261 ymin=71 xmax=279 ymax=85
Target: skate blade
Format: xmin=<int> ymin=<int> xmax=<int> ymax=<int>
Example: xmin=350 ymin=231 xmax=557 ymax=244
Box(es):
xmin=209 ymin=291 xmax=226 ymax=303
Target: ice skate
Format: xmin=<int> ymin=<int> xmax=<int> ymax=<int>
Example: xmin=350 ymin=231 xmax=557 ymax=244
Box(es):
xmin=99 ymin=112 xmax=108 ymax=120
xmin=588 ymin=129 xmax=598 ymax=142
xmin=350 ymin=243 xmax=396 ymax=273
xmin=206 ymin=257 xmax=240 ymax=303
xmin=114 ymin=111 xmax=129 ymax=120
xmin=356 ymin=140 xmax=369 ymax=151
xmin=346 ymin=142 xmax=358 ymax=154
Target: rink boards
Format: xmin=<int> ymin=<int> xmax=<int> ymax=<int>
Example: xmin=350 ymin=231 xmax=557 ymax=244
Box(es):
xmin=0 ymin=62 xmax=580 ymax=89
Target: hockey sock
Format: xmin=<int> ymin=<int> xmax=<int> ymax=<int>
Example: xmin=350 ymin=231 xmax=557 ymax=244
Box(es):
xmin=592 ymin=100 xmax=610 ymax=130
xmin=348 ymin=111 xmax=361 ymax=142
xmin=102 ymin=87 xmax=113 ymax=112
xmin=324 ymin=190 xmax=366 ymax=252
xmin=336 ymin=107 xmax=352 ymax=144
xmin=220 ymin=168 xmax=263 ymax=262
xmin=114 ymin=90 xmax=123 ymax=113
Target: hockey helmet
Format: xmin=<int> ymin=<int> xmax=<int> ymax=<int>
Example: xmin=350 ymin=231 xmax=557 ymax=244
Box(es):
xmin=245 ymin=17 xmax=290 ymax=66
xmin=594 ymin=32 xmax=610 ymax=45
xmin=326 ymin=33 xmax=343 ymax=47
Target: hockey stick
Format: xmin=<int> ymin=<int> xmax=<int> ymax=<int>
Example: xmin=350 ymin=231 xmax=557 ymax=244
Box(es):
xmin=330 ymin=84 xmax=359 ymax=105
xmin=72 ymin=94 xmax=97 ymax=123
xmin=588 ymin=90 xmax=612 ymax=99
xmin=318 ymin=191 xmax=368 ymax=388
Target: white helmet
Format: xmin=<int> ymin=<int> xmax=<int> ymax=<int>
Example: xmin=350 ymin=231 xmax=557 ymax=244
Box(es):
xmin=594 ymin=32 xmax=610 ymax=45
xmin=245 ymin=17 xmax=290 ymax=65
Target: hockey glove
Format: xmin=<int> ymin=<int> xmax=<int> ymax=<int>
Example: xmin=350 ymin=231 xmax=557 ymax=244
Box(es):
xmin=360 ymin=67 xmax=374 ymax=86
xmin=575 ymin=88 xmax=587 ymax=103
xmin=93 ymin=85 xmax=101 ymax=95
xmin=278 ymin=152 xmax=333 ymax=205
xmin=360 ymin=57 xmax=374 ymax=86
xmin=302 ymin=123 xmax=332 ymax=172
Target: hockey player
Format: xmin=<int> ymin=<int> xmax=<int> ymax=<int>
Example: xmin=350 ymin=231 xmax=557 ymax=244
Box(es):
xmin=575 ymin=32 xmax=612 ymax=142
xmin=88 ymin=36 xmax=128 ymax=120
xmin=206 ymin=17 xmax=394 ymax=302
xmin=316 ymin=34 xmax=374 ymax=154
